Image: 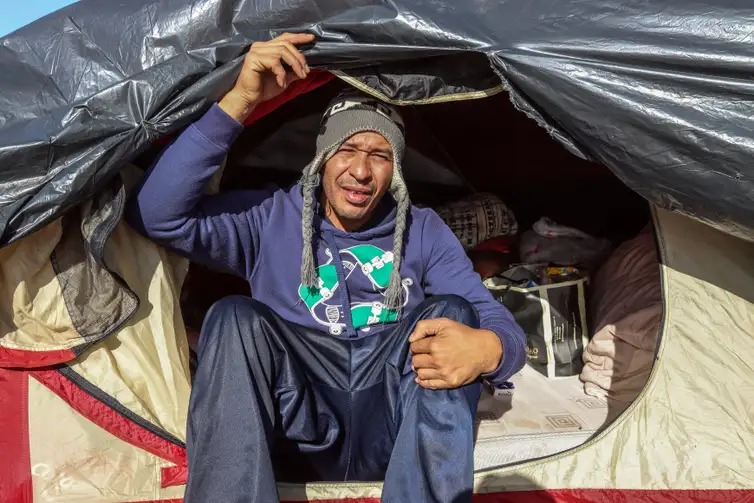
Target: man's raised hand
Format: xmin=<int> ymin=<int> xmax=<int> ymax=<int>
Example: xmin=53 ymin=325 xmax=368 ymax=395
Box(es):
xmin=219 ymin=32 xmax=315 ymax=122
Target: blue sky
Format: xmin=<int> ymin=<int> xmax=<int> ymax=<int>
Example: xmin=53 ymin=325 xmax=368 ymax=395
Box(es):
xmin=1 ymin=1 xmax=78 ymax=37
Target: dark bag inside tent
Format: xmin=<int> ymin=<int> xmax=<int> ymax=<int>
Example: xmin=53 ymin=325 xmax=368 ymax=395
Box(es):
xmin=131 ymin=75 xmax=663 ymax=472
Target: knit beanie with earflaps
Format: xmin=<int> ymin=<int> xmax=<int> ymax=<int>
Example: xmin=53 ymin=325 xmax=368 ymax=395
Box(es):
xmin=299 ymin=90 xmax=410 ymax=311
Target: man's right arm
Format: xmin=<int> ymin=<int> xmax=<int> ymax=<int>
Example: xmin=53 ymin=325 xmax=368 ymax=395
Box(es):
xmin=126 ymin=104 xmax=268 ymax=278
xmin=127 ymin=32 xmax=316 ymax=277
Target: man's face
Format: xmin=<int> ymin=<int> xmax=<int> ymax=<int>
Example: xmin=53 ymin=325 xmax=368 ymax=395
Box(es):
xmin=321 ymin=131 xmax=394 ymax=231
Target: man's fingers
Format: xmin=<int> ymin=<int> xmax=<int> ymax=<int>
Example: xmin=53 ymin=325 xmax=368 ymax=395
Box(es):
xmin=278 ymin=45 xmax=306 ymax=79
xmin=415 ymin=368 xmax=442 ymax=380
xmin=415 ymin=378 xmax=451 ymax=390
xmin=268 ymin=42 xmax=307 ymax=79
xmin=275 ymin=32 xmax=316 ymax=45
xmin=266 ymin=58 xmax=287 ymax=88
xmin=408 ymin=318 xmax=449 ymax=343
xmin=255 ymin=46 xmax=306 ymax=80
xmin=410 ymin=337 xmax=433 ymax=355
xmin=408 ymin=330 xmax=429 ymax=343
xmin=279 ymin=41 xmax=310 ymax=74
xmin=410 ymin=353 xmax=435 ymax=370
xmin=408 ymin=320 xmax=430 ymax=343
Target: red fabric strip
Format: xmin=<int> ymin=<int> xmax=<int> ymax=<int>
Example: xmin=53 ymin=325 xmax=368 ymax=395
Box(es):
xmin=0 ymin=346 xmax=76 ymax=368
xmin=161 ymin=465 xmax=189 ymax=489
xmin=280 ymin=489 xmax=754 ymax=503
xmin=0 ymin=368 xmax=32 ymax=503
xmin=30 ymin=369 xmax=187 ymax=488
xmin=473 ymin=489 xmax=754 ymax=502
xmin=243 ymin=70 xmax=335 ymax=126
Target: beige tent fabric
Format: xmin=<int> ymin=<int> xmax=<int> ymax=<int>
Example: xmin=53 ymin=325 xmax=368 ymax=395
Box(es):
xmin=67 ymin=220 xmax=191 ymax=442
xmin=14 ymin=215 xmax=192 ymax=502
xmin=0 ymin=192 xmax=190 ymax=439
xmin=0 ymin=219 xmax=82 ymax=352
xmin=279 ymin=207 xmax=754 ymax=500
xmin=477 ymin=207 xmax=754 ymax=491
xmin=28 ymin=376 xmax=186 ymax=503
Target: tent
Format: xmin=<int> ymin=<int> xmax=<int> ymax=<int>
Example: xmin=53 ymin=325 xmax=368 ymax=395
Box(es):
xmin=1 ymin=0 xmax=753 ymax=502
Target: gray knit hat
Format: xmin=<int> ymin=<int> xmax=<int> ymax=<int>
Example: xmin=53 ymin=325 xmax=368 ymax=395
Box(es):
xmin=299 ymin=90 xmax=410 ymax=311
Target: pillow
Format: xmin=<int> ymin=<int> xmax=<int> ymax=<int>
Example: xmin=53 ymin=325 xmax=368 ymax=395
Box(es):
xmin=580 ymin=226 xmax=662 ymax=415
xmin=434 ymin=193 xmax=518 ymax=249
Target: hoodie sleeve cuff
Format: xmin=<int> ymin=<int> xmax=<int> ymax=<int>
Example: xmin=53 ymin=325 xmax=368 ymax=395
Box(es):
xmin=190 ymin=103 xmax=245 ymax=151
xmin=481 ymin=322 xmax=527 ymax=386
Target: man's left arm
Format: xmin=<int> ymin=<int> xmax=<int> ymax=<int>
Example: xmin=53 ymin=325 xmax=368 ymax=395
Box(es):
xmin=415 ymin=212 xmax=527 ymax=388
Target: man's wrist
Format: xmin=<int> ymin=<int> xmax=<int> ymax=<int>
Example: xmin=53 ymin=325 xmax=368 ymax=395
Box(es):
xmin=478 ymin=329 xmax=504 ymax=374
xmin=218 ymin=89 xmax=257 ymax=123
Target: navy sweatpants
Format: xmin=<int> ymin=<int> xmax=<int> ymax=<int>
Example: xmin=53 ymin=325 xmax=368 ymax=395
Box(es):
xmin=184 ymin=295 xmax=482 ymax=503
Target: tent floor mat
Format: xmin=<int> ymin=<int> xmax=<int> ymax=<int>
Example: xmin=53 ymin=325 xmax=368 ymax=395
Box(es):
xmin=473 ymin=365 xmax=610 ymax=470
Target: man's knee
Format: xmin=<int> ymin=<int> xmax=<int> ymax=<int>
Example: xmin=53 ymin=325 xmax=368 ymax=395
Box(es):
xmin=200 ymin=295 xmax=268 ymax=349
xmin=409 ymin=379 xmax=482 ymax=416
xmin=203 ymin=295 xmax=267 ymax=326
xmin=424 ymin=294 xmax=480 ymax=328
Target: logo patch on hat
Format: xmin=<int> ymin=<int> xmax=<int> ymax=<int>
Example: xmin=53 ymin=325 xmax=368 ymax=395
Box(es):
xmin=322 ymin=96 xmax=405 ymax=134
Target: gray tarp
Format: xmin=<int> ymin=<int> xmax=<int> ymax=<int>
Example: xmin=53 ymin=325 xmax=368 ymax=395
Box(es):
xmin=1 ymin=0 xmax=753 ymax=246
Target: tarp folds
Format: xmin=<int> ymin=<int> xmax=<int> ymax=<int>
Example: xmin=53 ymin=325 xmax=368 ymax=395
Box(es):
xmin=1 ymin=0 xmax=753 ymax=246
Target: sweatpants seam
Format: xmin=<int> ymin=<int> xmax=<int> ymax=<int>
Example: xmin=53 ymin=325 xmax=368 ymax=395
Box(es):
xmin=344 ymin=343 xmax=353 ymax=480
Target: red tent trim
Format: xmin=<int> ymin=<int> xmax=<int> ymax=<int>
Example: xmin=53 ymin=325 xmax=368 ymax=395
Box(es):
xmin=244 ymin=70 xmax=335 ymax=126
xmin=30 ymin=369 xmax=188 ymax=488
xmin=278 ymin=489 xmax=754 ymax=503
xmin=0 ymin=368 xmax=32 ymax=503
xmin=0 ymin=347 xmax=76 ymax=368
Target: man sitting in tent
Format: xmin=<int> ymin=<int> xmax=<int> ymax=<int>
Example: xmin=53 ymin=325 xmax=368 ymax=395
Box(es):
xmin=127 ymin=32 xmax=526 ymax=503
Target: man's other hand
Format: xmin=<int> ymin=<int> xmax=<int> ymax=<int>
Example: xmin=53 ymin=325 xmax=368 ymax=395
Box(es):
xmin=219 ymin=32 xmax=315 ymax=123
xmin=409 ymin=319 xmax=503 ymax=390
